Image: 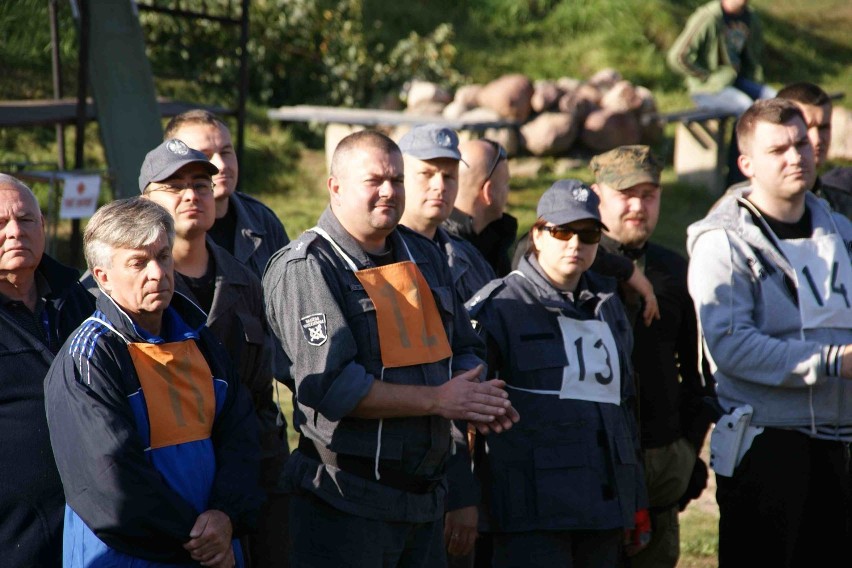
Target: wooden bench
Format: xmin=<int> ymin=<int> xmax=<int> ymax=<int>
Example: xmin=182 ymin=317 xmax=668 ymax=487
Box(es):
xmin=267 ymin=104 xmax=520 ymax=171
xmin=654 ymin=107 xmax=738 ymax=194
xmin=0 ymin=97 xmax=233 ymax=128
xmin=655 ymin=92 xmax=846 ymax=194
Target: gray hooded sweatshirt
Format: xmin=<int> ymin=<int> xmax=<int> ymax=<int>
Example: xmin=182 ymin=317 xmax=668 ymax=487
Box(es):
xmin=686 ymin=187 xmax=852 ymax=434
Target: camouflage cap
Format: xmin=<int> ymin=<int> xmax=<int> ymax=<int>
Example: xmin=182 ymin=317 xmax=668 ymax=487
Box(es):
xmin=589 ymin=145 xmax=662 ymax=191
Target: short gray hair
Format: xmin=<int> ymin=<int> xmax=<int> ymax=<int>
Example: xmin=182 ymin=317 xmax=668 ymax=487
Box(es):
xmin=84 ymin=198 xmax=175 ymax=270
xmin=0 ymin=173 xmax=40 ymax=208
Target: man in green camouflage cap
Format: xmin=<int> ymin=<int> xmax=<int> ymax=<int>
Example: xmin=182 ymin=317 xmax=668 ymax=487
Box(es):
xmin=590 ymin=145 xmax=663 ymax=248
xmin=591 ymin=145 xmax=715 ymax=568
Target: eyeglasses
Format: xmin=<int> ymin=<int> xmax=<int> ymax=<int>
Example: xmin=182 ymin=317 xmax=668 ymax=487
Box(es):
xmin=147 ymin=180 xmax=215 ymax=196
xmin=542 ymin=224 xmax=602 ymax=244
xmin=483 ymin=139 xmax=507 ymax=181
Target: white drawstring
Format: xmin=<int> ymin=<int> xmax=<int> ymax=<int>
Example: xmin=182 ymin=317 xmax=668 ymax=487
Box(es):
xmin=374 ymin=367 xmax=386 ymax=481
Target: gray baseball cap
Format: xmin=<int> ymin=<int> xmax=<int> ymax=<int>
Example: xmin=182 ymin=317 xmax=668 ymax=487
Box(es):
xmin=138 ymin=138 xmax=218 ymax=192
xmin=537 ymin=179 xmax=607 ymax=229
xmin=398 ymin=124 xmax=463 ymax=161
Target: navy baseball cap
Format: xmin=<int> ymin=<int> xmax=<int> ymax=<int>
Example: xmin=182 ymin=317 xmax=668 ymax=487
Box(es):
xmin=138 ymin=138 xmax=218 ymax=192
xmin=398 ymin=124 xmax=464 ymax=162
xmin=537 ymin=179 xmax=608 ymax=229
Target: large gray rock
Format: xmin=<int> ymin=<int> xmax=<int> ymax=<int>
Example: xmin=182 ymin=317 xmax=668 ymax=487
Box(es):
xmin=477 ymin=73 xmax=534 ymax=122
xmin=588 ymin=68 xmax=622 ymax=91
xmin=531 ymin=80 xmax=564 ymax=113
xmin=457 ymin=107 xmax=522 ymax=156
xmin=453 ymin=84 xmax=483 ymax=108
xmin=559 ymin=82 xmax=601 ymax=114
xmin=556 ymin=76 xmax=582 ymax=94
xmin=581 ymin=108 xmax=642 ymax=151
xmin=520 ymin=112 xmax=581 ymax=156
xmin=404 ymin=100 xmax=447 ymax=117
xmin=406 ymin=80 xmax=452 ymax=110
xmin=600 ymin=80 xmax=642 ymax=113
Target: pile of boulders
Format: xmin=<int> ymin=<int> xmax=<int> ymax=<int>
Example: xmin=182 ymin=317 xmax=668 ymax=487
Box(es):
xmin=400 ymin=70 xmax=663 ymax=157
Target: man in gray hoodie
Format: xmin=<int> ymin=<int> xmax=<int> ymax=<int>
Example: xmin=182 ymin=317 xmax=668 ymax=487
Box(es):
xmin=686 ymin=98 xmax=852 ymax=567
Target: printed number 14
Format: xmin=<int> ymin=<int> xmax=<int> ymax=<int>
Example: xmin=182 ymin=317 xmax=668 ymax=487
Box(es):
xmin=802 ymin=262 xmax=850 ymax=308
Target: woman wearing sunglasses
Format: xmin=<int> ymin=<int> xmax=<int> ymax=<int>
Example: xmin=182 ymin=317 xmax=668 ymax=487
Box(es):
xmin=466 ymin=179 xmax=647 ymax=568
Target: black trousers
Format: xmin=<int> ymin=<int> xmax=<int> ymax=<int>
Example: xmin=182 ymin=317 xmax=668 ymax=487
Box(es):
xmin=716 ymin=428 xmax=851 ymax=568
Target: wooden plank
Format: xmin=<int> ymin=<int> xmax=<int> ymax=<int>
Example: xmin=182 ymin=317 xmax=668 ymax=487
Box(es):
xmin=267 ymin=104 xmax=518 ymax=131
xmin=0 ymin=98 xmax=233 ymax=127
xmin=657 ymin=108 xmax=737 ymax=125
xmin=657 ymin=91 xmax=845 ymax=126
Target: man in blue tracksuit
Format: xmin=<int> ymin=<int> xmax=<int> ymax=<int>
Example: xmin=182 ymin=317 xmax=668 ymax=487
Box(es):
xmin=45 ymin=197 xmax=263 ymax=567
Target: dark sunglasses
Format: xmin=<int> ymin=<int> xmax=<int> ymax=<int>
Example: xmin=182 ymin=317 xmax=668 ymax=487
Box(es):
xmin=483 ymin=139 xmax=507 ymax=181
xmin=542 ymin=224 xmax=602 ymax=244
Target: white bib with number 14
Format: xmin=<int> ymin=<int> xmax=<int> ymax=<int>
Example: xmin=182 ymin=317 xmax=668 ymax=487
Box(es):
xmin=780 ymin=232 xmax=852 ymax=330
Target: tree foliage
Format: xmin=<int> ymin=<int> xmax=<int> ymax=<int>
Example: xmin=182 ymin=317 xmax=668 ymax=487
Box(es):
xmin=140 ymin=0 xmax=466 ymax=108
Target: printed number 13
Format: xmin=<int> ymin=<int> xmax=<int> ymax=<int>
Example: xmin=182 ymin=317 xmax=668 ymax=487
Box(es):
xmin=572 ymin=336 xmax=614 ymax=385
xmin=802 ymin=262 xmax=850 ymax=308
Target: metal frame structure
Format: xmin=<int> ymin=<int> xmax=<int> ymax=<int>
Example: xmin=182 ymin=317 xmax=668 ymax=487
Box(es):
xmin=0 ymin=0 xmax=251 ymax=265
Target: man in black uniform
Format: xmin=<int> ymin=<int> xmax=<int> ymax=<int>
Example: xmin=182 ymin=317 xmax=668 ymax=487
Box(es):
xmin=0 ymin=174 xmax=91 ymax=567
xmin=263 ymin=130 xmax=517 ymax=567
xmin=446 ymin=138 xmax=518 ymax=277
xmin=590 ymin=146 xmax=715 ymax=567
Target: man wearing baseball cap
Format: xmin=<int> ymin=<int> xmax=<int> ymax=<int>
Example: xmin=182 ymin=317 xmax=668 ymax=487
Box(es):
xmin=138 ymin=138 xmax=220 ymax=192
xmin=141 ymin=138 xmax=288 ymax=568
xmin=398 ymin=125 xmax=496 ymax=300
xmin=590 ymin=145 xmax=714 ymax=568
xmin=398 ymin=124 xmax=498 ymax=565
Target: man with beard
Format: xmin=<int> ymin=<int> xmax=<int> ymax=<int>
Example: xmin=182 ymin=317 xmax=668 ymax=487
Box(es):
xmin=590 ymin=146 xmax=714 ymax=567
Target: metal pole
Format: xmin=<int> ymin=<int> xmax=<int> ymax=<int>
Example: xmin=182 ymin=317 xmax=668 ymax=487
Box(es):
xmin=71 ymin=0 xmax=90 ymax=269
xmin=49 ymin=0 xmax=65 ymax=258
xmin=50 ymin=0 xmax=66 ymax=171
xmin=235 ymin=0 xmax=250 ymax=189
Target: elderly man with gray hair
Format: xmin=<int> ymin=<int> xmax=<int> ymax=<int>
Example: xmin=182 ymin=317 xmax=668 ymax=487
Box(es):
xmin=45 ymin=197 xmax=263 ymax=568
xmin=0 ymin=173 xmax=91 ymax=567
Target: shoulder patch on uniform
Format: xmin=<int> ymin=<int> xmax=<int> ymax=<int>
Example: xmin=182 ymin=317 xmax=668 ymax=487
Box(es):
xmin=300 ymin=313 xmax=328 ymax=346
xmin=465 ymin=279 xmax=505 ymax=313
xmin=270 ymin=231 xmax=319 ymax=265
